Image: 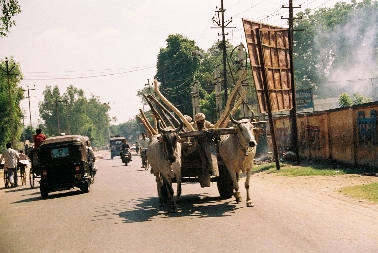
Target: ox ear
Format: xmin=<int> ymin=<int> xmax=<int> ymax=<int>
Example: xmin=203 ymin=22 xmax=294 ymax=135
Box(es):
xmin=253 ymin=127 xmax=263 ymax=136
xmin=176 ymin=122 xmax=184 ymax=133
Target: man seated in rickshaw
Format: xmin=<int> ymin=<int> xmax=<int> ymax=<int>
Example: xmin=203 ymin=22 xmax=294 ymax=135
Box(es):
xmin=86 ymin=140 xmax=96 ymax=174
xmin=29 ymin=128 xmax=47 ymax=176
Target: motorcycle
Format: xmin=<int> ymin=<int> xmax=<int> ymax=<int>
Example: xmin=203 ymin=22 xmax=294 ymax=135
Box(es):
xmin=120 ymin=148 xmax=132 ymax=166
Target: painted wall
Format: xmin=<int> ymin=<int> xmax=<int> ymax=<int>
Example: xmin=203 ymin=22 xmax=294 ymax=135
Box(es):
xmin=272 ymin=101 xmax=378 ymax=168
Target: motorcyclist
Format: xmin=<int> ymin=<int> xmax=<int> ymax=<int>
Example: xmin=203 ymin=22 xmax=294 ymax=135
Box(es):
xmin=120 ymin=139 xmax=131 ymax=161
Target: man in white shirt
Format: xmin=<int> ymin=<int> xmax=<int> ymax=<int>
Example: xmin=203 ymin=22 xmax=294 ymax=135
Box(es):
xmin=86 ymin=140 xmax=95 ymax=173
xmin=0 ymin=143 xmax=20 ymax=187
xmin=138 ymin=133 xmax=150 ymax=169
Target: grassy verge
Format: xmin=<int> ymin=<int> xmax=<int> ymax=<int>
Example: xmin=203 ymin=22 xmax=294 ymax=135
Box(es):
xmin=253 ymin=162 xmax=347 ymax=176
xmin=339 ymin=183 xmax=378 ymax=203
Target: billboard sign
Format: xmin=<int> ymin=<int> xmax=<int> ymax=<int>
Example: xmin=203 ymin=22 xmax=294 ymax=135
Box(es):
xmin=242 ymin=19 xmax=292 ymax=113
xmin=296 ymin=89 xmax=314 ymax=111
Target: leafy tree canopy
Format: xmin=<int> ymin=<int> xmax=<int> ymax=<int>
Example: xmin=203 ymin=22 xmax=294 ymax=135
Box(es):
xmin=338 ymin=92 xmax=371 ymax=107
xmin=0 ymin=57 xmax=23 ymax=149
xmin=141 ymin=34 xmax=256 ymax=124
xmin=0 ymin=0 xmax=21 ymax=37
xmin=155 ymin=34 xmax=202 ymax=116
xmin=38 ymin=85 xmax=110 ymax=147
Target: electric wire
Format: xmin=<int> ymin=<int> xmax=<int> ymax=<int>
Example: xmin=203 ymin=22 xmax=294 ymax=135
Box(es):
xmin=22 ymin=65 xmax=155 ymax=81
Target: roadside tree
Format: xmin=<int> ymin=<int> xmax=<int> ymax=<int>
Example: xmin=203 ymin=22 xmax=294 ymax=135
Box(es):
xmin=0 ymin=0 xmax=21 ymax=37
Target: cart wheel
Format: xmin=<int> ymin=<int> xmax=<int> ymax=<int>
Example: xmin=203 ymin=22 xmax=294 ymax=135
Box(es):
xmin=29 ymin=172 xmax=35 ymax=188
xmin=20 ymin=168 xmax=26 ymax=186
xmin=4 ymin=171 xmax=9 ymax=188
xmin=41 ymin=189 xmax=48 ymax=198
xmin=217 ymin=165 xmax=234 ymax=198
xmin=80 ymin=181 xmax=90 ymax=193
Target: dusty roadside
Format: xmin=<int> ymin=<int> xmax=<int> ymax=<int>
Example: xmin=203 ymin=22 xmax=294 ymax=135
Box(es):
xmin=254 ymin=169 xmax=378 ymax=209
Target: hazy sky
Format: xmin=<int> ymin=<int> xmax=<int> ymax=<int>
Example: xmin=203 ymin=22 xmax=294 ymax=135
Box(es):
xmin=0 ymin=0 xmax=344 ymax=125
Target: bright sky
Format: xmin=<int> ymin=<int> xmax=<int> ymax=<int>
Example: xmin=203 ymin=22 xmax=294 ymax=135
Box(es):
xmin=0 ymin=0 xmax=344 ymax=126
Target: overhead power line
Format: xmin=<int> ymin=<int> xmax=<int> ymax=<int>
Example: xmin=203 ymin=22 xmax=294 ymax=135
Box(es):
xmin=22 ymin=65 xmax=155 ymax=81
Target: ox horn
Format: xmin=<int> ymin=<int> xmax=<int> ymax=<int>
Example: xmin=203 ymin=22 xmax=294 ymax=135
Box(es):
xmin=251 ymin=110 xmax=255 ymax=122
xmin=157 ymin=120 xmax=165 ymax=133
xmin=230 ymin=113 xmax=240 ymax=125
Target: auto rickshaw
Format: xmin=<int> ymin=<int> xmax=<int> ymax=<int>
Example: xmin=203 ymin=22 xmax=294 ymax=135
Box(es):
xmin=38 ymin=135 xmax=96 ymax=198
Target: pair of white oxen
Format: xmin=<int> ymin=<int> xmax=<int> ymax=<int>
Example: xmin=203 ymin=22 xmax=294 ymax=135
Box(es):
xmin=147 ymin=115 xmax=259 ymax=212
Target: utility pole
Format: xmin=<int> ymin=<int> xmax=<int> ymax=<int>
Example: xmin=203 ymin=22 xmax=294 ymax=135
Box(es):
xmin=55 ymin=101 xmax=61 ymax=134
xmin=62 ymin=100 xmax=70 ymax=134
xmin=145 ymin=79 xmax=153 ymax=94
xmin=191 ymin=81 xmax=200 ymax=117
xmin=104 ymin=102 xmax=111 ymax=140
xmin=212 ymin=0 xmax=235 ymax=106
xmin=0 ymin=58 xmax=18 ymax=147
xmin=214 ymin=65 xmax=222 ymax=120
xmin=22 ymin=85 xmax=35 ymax=129
xmin=22 ymin=111 xmax=26 ymax=145
xmin=282 ymin=0 xmax=301 ymax=162
xmin=237 ymin=43 xmax=249 ymax=118
xmin=55 ymin=100 xmax=68 ymax=134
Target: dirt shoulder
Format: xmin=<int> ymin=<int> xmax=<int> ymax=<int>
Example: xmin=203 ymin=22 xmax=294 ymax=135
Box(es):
xmin=254 ymin=169 xmax=378 ymax=210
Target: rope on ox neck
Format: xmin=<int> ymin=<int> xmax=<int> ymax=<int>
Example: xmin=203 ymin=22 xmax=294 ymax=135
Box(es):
xmin=236 ymin=136 xmax=249 ymax=156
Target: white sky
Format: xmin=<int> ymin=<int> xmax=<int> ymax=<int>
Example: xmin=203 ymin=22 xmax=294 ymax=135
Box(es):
xmin=0 ymin=0 xmax=345 ymax=125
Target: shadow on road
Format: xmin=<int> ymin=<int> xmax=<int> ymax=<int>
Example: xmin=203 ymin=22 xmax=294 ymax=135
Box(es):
xmin=11 ymin=189 xmax=84 ymax=203
xmin=2 ymin=186 xmax=35 ymax=193
xmin=116 ymin=194 xmax=239 ymax=223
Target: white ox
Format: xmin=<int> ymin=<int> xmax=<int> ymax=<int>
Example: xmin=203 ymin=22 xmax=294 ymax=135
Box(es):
xmin=219 ymin=114 xmax=258 ymax=207
xmin=147 ymin=123 xmax=182 ymax=212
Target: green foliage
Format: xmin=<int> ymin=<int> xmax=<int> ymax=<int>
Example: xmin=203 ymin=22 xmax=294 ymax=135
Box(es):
xmin=20 ymin=125 xmax=34 ymax=143
xmin=199 ymin=90 xmax=216 ymax=122
xmin=39 ymin=85 xmax=110 ymax=147
xmin=338 ymin=92 xmax=353 ymax=107
xmin=338 ymin=92 xmax=371 ymax=107
xmin=150 ymin=34 xmax=256 ymax=122
xmin=155 ymin=34 xmax=201 ymax=116
xmin=271 ymin=166 xmax=346 ymax=176
xmin=0 ymin=0 xmax=21 ymax=36
xmin=110 ymin=118 xmax=146 ymax=144
xmin=353 ymin=92 xmax=372 ymax=105
xmin=340 ymin=182 xmax=378 ymax=203
xmin=0 ymin=57 xmax=24 ymax=149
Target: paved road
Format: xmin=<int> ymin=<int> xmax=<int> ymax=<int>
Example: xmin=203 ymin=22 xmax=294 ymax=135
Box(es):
xmin=0 ymin=150 xmax=377 ymax=253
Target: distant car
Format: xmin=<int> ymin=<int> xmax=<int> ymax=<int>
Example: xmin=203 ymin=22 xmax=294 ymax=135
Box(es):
xmin=109 ymin=136 xmax=125 ymax=159
xmin=130 ymin=146 xmax=136 ymax=152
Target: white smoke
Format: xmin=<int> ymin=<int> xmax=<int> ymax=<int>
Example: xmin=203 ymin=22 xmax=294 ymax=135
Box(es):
xmin=313 ymin=5 xmax=378 ymax=100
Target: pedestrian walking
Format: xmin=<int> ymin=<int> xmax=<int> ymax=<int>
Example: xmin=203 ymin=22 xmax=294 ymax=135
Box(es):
xmin=0 ymin=143 xmax=20 ymax=187
xmin=135 ymin=142 xmax=140 ymax=154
